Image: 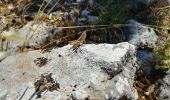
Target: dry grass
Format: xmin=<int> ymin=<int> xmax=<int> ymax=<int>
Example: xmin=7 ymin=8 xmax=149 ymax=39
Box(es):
xmin=0 ymin=0 xmax=170 ymax=53
xmin=148 ymin=1 xmax=170 ymax=70
xmin=150 ymin=7 xmax=170 ymax=29
xmin=19 ymin=0 xmax=64 ymax=52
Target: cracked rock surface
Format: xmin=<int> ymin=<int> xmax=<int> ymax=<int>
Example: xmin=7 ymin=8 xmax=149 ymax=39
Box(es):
xmin=0 ymin=42 xmax=139 ymax=100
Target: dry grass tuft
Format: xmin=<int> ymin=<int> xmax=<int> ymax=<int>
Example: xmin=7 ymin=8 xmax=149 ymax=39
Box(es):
xmin=149 ymin=1 xmax=170 ymax=70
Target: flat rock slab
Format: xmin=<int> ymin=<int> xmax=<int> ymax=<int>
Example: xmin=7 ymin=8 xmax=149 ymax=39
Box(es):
xmin=0 ymin=42 xmax=139 ymax=100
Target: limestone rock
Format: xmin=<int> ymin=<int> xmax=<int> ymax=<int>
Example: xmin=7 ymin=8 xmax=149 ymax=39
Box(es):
xmin=124 ymin=19 xmax=158 ymax=49
xmin=156 ymin=69 xmax=170 ymax=100
xmin=0 ymin=43 xmax=139 ymax=100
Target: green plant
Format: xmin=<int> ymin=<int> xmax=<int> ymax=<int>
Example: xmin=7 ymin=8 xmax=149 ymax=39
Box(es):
xmin=96 ymin=0 xmax=130 ymax=43
xmin=154 ymin=39 xmax=170 ymax=70
xmin=98 ymin=0 xmax=131 ymax=24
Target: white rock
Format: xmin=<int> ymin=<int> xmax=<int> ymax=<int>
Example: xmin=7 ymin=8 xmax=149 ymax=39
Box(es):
xmin=125 ymin=19 xmax=158 ymax=49
xmin=18 ymin=22 xmax=52 ymax=46
xmin=0 ymin=43 xmax=138 ymax=100
xmin=0 ymin=51 xmax=9 ymax=61
xmin=0 ymin=21 xmax=61 ymax=55
xmin=156 ymin=69 xmax=170 ymax=100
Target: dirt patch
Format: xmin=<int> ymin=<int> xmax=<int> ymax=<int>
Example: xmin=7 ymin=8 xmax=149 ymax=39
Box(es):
xmin=133 ymin=69 xmax=166 ymax=100
xmin=34 ymin=57 xmax=48 ymax=67
xmin=33 ymin=73 xmax=60 ymax=98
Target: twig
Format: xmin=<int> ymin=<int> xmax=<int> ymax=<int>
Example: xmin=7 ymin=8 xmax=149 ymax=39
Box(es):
xmin=35 ymin=0 xmax=46 ymax=21
xmin=41 ymin=23 xmax=170 ymax=49
xmin=28 ymin=91 xmax=36 ymax=100
xmin=47 ymin=0 xmax=63 ymax=15
xmin=52 ymin=24 xmax=170 ymax=30
xmin=154 ymin=5 xmax=170 ymax=10
xmin=18 ymin=87 xmax=29 ymax=100
xmin=41 ymin=0 xmax=52 ymax=14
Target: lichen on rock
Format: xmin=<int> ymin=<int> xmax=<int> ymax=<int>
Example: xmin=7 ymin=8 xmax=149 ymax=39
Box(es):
xmin=0 ymin=42 xmax=139 ymax=100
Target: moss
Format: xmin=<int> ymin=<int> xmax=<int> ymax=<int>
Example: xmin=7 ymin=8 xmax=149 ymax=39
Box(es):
xmin=154 ymin=39 xmax=170 ymax=70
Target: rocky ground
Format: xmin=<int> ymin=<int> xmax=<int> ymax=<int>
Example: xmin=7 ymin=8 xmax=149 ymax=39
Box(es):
xmin=0 ymin=0 xmax=170 ymax=100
